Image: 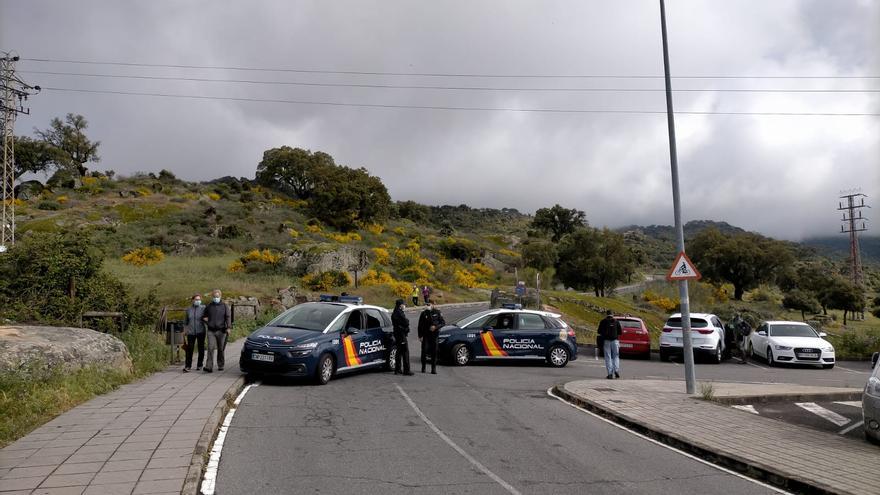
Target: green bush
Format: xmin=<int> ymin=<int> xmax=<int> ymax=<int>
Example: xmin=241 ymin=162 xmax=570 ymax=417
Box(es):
xmin=37 ymin=200 xmax=61 ymax=210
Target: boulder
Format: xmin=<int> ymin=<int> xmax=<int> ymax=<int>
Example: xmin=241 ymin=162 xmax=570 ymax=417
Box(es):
xmin=232 ymin=297 xmax=261 ymax=320
xmin=14 ymin=180 xmax=45 ymax=200
xmin=0 ymin=326 xmax=133 ymax=376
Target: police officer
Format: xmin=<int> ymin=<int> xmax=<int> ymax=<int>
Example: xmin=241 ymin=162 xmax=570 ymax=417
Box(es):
xmin=419 ymin=300 xmax=445 ymax=374
xmin=392 ymin=299 xmax=413 ymax=375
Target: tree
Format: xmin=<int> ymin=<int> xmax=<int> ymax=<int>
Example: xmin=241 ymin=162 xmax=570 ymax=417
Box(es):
xmin=12 ymin=136 xmax=57 ymax=179
xmin=556 ymin=228 xmax=634 ymax=297
xmin=688 ymin=228 xmax=794 ymax=300
xmin=521 ymin=239 xmax=557 ymax=272
xmin=255 ymin=146 xmax=334 ymax=199
xmin=819 ymin=277 xmax=865 ymax=325
xmin=309 ymin=166 xmax=391 ymax=231
xmin=35 ymin=113 xmax=100 ymax=177
xmin=532 ymin=204 xmax=587 ymax=242
xmin=782 ymin=289 xmax=821 ymax=320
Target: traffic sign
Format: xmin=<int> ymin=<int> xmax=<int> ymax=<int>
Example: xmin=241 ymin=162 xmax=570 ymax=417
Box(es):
xmin=666 ymin=251 xmax=701 ymax=281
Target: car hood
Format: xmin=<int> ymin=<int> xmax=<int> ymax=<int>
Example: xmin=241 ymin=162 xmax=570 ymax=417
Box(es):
xmin=249 ymin=326 xmax=324 ymax=346
xmin=769 ymin=336 xmax=831 ymax=349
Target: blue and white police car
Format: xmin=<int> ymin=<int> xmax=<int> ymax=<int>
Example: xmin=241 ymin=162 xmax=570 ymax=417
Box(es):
xmin=239 ymin=295 xmax=396 ymax=384
xmin=437 ymin=305 xmax=577 ymax=367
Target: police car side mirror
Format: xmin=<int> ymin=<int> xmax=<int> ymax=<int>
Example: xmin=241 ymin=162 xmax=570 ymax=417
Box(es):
xmin=482 ymin=326 xmax=493 ymax=333
xmin=346 ymin=327 xmax=359 ymax=335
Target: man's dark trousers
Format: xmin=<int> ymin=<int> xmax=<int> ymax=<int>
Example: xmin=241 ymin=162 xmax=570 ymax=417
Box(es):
xmin=395 ymin=341 xmax=411 ymax=374
xmin=421 ymin=334 xmax=438 ymax=373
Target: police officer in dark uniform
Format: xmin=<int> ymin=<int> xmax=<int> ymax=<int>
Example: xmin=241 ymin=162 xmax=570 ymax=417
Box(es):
xmin=418 ymin=300 xmax=445 ymax=374
xmin=391 ymin=299 xmax=413 ymax=375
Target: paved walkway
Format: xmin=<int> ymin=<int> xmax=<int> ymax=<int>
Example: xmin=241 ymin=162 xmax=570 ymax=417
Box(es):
xmin=0 ymin=339 xmax=245 ymax=495
xmin=556 ymin=379 xmax=879 ymax=495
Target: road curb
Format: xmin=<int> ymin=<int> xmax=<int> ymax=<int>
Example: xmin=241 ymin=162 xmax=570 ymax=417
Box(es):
xmin=182 ymin=373 xmax=247 ymax=495
xmin=712 ymin=391 xmax=863 ymax=406
xmin=552 ymin=383 xmax=843 ymax=495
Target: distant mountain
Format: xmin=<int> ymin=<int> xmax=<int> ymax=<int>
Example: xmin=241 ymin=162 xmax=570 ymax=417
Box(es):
xmin=801 ymin=235 xmax=880 ymax=265
xmin=618 ymin=220 xmax=746 ymax=242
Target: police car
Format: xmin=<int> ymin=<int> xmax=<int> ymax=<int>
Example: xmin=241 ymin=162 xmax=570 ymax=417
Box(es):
xmin=437 ymin=304 xmax=577 ymax=367
xmin=239 ymin=295 xmax=396 ymax=384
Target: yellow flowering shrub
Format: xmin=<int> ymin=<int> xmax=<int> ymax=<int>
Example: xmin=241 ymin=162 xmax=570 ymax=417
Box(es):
xmin=498 ymin=249 xmax=521 ymax=258
xmin=227 ymin=260 xmax=245 ymax=273
xmin=365 ymin=223 xmax=384 ymax=235
xmin=306 ymin=224 xmax=322 ymax=233
xmin=288 ymin=229 xmax=300 ymax=239
xmin=371 ymin=247 xmax=390 ymax=265
xmin=270 ymin=197 xmax=285 ymax=206
xmin=361 ymin=269 xmax=394 ymax=286
xmin=56 ymin=195 xmax=69 ymax=204
xmin=301 ymin=271 xmax=352 ymax=291
xmin=136 ymin=188 xmax=152 ymax=197
xmin=182 ymin=192 xmax=200 ymax=200
xmin=243 ymin=249 xmax=282 ymax=265
xmin=325 ymin=232 xmax=362 ymax=243
xmin=390 ymin=280 xmax=413 ymax=298
xmin=207 ymin=192 xmax=221 ymax=201
xmin=393 ymin=227 xmax=406 ymax=236
xmin=122 ymin=247 xmax=165 ymax=267
xmin=471 ymin=263 xmax=494 ymax=280
xmin=649 ymin=297 xmax=679 ymax=313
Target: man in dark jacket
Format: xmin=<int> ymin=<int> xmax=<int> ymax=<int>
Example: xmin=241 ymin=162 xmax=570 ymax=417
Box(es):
xmin=392 ymin=299 xmax=413 ymax=375
xmin=202 ymin=289 xmax=231 ymax=373
xmin=418 ymin=301 xmax=445 ymax=374
xmin=597 ymin=310 xmax=622 ymax=379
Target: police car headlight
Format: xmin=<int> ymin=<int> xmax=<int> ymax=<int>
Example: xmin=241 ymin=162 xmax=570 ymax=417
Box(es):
xmin=867 ymin=376 xmax=880 ymax=397
xmin=774 ymin=345 xmax=792 ymax=351
xmin=293 ymin=342 xmax=318 ymax=350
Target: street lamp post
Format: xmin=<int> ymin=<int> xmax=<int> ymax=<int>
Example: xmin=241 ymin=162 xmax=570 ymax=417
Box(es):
xmin=659 ymin=0 xmax=697 ymax=394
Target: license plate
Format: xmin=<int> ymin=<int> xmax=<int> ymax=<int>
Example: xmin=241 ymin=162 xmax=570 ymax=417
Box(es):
xmin=619 ymin=343 xmax=633 ymax=348
xmin=674 ymin=337 xmax=681 ymax=343
xmin=798 ymin=353 xmax=818 ymax=358
xmin=251 ymin=353 xmax=274 ymax=362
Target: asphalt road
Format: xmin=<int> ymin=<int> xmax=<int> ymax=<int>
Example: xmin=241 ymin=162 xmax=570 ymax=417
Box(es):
xmin=215 ymin=306 xmax=872 ymax=494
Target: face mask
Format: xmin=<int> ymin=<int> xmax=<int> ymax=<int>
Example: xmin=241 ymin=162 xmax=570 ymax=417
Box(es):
xmin=193 ymin=300 xmax=201 ymax=306
xmin=212 ymin=297 xmax=221 ymax=303
xmin=401 ymin=305 xmax=406 ymax=311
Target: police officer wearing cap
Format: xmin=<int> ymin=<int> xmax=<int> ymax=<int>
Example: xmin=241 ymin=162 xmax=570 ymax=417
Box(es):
xmin=392 ymin=299 xmax=414 ymax=375
xmin=418 ymin=300 xmax=445 ymax=374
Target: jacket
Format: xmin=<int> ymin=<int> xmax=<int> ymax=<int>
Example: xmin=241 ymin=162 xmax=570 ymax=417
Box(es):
xmin=184 ymin=305 xmax=206 ymax=335
xmin=597 ymin=317 xmax=621 ymax=341
xmin=392 ymin=306 xmax=410 ymax=342
xmin=204 ymin=301 xmax=231 ymax=331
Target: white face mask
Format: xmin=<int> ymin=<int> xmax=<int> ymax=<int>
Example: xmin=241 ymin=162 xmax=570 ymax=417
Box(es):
xmin=193 ymin=299 xmax=201 ymax=306
xmin=212 ymin=297 xmax=221 ymax=303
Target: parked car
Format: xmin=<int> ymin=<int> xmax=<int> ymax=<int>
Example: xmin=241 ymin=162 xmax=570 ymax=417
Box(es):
xmin=863 ymin=352 xmax=879 ymax=444
xmin=659 ymin=313 xmax=726 ymax=363
xmin=747 ymin=321 xmax=835 ymax=369
xmin=598 ymin=315 xmax=651 ymax=360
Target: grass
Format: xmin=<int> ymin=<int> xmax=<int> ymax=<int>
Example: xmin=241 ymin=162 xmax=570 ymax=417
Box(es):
xmin=0 ymin=325 xmax=168 ymax=448
xmin=544 ymin=291 xmax=668 ymax=347
xmin=699 ymin=382 xmax=716 ymax=400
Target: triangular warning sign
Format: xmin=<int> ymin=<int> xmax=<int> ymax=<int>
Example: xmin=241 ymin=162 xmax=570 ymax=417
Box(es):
xmin=666 ymin=251 xmax=701 ymax=281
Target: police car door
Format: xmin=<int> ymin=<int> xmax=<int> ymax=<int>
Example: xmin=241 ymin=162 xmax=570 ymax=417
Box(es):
xmin=339 ymin=309 xmax=369 ymax=370
xmin=482 ymin=312 xmax=518 ymax=358
xmin=514 ymin=313 xmax=550 ymax=357
xmin=361 ymin=308 xmax=388 ymax=365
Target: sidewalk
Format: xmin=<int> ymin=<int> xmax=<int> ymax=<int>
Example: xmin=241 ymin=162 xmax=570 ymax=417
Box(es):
xmin=0 ymin=339 xmax=246 ymax=495
xmin=555 ymin=379 xmax=878 ymax=495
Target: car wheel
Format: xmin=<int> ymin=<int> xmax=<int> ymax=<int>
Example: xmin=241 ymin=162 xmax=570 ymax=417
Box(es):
xmin=767 ymin=347 xmax=775 ymax=367
xmin=547 ymin=345 xmax=570 ymax=368
xmin=866 ymin=431 xmax=880 ymax=446
xmin=315 ymin=353 xmax=335 ymax=385
xmin=385 ymin=346 xmax=398 ymax=371
xmin=747 ymin=342 xmax=754 ymax=358
xmin=712 ymin=344 xmax=722 ymax=364
xmin=643 ymin=350 xmax=652 ymax=360
xmin=822 ymin=364 xmax=834 ymax=370
xmin=659 ymin=349 xmax=670 ymax=362
xmin=451 ymin=343 xmax=471 ymax=366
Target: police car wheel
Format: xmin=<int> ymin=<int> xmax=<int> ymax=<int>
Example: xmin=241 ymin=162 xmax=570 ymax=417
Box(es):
xmin=547 ymin=345 xmax=570 ymax=367
xmin=452 ymin=344 xmax=470 ymax=366
xmin=315 ymin=354 xmax=334 ymax=385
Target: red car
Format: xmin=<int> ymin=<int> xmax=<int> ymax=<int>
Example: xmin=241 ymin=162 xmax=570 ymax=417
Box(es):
xmin=615 ymin=315 xmax=651 ymax=359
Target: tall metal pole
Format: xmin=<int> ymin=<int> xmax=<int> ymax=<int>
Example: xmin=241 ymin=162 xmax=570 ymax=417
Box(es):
xmin=0 ymin=57 xmax=17 ymax=252
xmin=659 ymin=0 xmax=696 ymax=394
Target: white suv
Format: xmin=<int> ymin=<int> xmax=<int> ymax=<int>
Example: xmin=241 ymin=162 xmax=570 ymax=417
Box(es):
xmin=659 ymin=312 xmax=726 ymax=364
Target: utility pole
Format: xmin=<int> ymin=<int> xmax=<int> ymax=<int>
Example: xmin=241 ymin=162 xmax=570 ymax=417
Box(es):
xmin=659 ymin=0 xmax=696 ymax=394
xmin=839 ymin=192 xmax=869 ymax=318
xmin=1 ymin=52 xmax=40 ymax=253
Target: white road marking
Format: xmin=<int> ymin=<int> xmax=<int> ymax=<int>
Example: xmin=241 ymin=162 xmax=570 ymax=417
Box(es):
xmin=838 ymin=420 xmax=864 ymax=435
xmin=834 ymin=365 xmax=865 ymax=375
xmin=396 ymin=384 xmax=522 ymax=495
xmin=833 ymin=401 xmax=862 ymax=408
xmin=200 ymin=383 xmax=259 ymax=495
xmin=732 ymin=405 xmax=759 ymax=415
xmin=794 ymin=402 xmax=850 ymax=427
xmin=546 ymin=387 xmax=790 ymax=494
xmin=745 ymin=361 xmax=766 ymax=370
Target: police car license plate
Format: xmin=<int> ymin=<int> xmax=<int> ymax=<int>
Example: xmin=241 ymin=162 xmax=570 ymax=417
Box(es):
xmin=798 ymin=352 xmax=818 ymax=358
xmin=252 ymin=353 xmax=274 ymax=363
xmin=619 ymin=343 xmax=633 ymax=348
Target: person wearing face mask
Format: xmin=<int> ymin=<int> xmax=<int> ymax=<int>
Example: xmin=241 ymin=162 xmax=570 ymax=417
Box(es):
xmin=391 ymin=299 xmax=413 ymax=375
xmin=202 ymin=289 xmax=231 ymax=373
xmin=418 ymin=300 xmax=445 ymax=374
xmin=183 ymin=294 xmax=207 ymax=372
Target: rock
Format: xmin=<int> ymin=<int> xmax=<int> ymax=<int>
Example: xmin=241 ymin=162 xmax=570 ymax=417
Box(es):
xmin=0 ymin=326 xmax=133 ymax=376
xmin=232 ymin=298 xmax=261 ymax=320
xmin=14 ymin=180 xmax=44 ymax=200
xmin=277 ymin=287 xmax=298 ymax=309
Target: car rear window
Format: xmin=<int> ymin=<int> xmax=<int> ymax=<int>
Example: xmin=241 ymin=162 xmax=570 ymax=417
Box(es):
xmin=618 ymin=320 xmax=642 ymax=329
xmin=665 ymin=317 xmax=709 ymax=328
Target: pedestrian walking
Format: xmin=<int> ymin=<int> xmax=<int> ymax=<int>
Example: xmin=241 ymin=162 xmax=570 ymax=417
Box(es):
xmin=392 ymin=299 xmax=413 ymax=375
xmin=418 ymin=300 xmax=445 ymax=374
xmin=730 ymin=313 xmax=751 ymax=364
xmin=421 ymin=285 xmax=431 ymax=305
xmin=183 ymin=294 xmax=206 ymax=372
xmin=597 ymin=310 xmax=622 ymax=379
xmin=202 ymin=289 xmax=231 ymax=373
xmin=411 ymin=285 xmax=420 ymax=307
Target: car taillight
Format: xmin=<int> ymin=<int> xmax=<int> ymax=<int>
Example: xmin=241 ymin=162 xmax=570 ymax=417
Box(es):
xmin=697 ymin=329 xmax=713 ymax=334
xmin=662 ymin=327 xmax=673 ymax=333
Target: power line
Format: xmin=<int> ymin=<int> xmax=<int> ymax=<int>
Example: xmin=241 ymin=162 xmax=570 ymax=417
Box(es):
xmin=41 ymin=86 xmax=880 ymax=116
xmin=22 ymin=57 xmax=880 ymax=80
xmin=21 ymin=70 xmax=880 ymax=94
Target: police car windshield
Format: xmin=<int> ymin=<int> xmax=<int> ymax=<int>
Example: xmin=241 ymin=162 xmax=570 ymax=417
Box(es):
xmin=454 ymin=310 xmax=496 ymax=327
xmin=770 ymin=325 xmax=817 ymax=338
xmin=268 ymin=303 xmax=346 ymax=332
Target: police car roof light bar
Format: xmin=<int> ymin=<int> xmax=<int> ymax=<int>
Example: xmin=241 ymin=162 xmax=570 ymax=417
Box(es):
xmin=501 ymin=303 xmax=522 ymax=310
xmin=319 ymin=294 xmax=338 ymax=302
xmin=338 ymin=295 xmax=363 ymax=305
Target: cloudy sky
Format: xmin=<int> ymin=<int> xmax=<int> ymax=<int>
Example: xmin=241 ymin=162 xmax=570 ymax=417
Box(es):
xmin=2 ymin=0 xmax=878 ymax=240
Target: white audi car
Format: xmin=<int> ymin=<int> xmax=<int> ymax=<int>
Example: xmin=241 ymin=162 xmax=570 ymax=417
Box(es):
xmin=747 ymin=321 xmax=835 ymax=369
